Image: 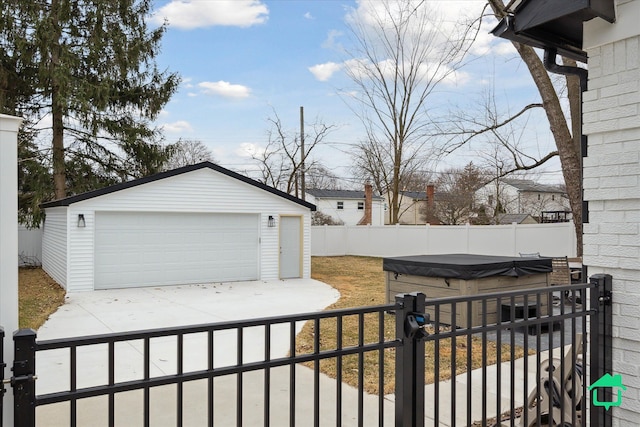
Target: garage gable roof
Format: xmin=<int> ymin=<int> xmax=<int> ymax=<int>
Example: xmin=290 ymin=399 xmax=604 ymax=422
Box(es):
xmin=41 ymin=161 xmax=316 ymax=211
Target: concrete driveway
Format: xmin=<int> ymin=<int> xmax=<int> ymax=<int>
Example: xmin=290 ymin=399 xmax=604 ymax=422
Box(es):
xmin=32 ymin=279 xmax=554 ymax=426
xmin=37 ymin=279 xmax=340 ymax=339
xmin=34 ymin=279 xmax=396 ymax=426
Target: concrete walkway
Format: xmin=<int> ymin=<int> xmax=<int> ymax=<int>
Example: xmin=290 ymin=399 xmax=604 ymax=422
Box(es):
xmin=33 ymin=280 xmax=574 ymax=426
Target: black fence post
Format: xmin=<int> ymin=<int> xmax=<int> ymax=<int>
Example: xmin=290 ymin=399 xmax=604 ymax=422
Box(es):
xmin=12 ymin=329 xmax=36 ymax=427
xmin=589 ymin=274 xmax=612 ymax=427
xmin=395 ymin=292 xmax=426 ymax=427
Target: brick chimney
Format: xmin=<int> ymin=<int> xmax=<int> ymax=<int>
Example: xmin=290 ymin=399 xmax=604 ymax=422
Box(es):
xmin=358 ymin=182 xmax=373 ymax=225
xmin=424 ymin=184 xmax=436 ymax=225
xmin=426 ymin=184 xmax=435 ymax=209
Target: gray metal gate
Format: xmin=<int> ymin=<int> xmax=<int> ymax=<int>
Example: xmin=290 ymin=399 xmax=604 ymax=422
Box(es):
xmin=1 ymin=275 xmax=612 ymax=426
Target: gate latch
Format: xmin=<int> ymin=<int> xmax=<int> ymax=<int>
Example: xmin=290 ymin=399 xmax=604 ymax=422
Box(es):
xmin=599 ymin=290 xmax=612 ymax=306
xmin=3 ymin=374 xmax=37 ymax=387
xmin=405 ymin=312 xmax=430 ymax=339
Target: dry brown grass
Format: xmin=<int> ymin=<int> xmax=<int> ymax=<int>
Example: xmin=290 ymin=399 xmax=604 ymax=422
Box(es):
xmin=297 ymin=256 xmax=528 ymax=395
xmin=19 ymin=267 xmax=66 ymax=330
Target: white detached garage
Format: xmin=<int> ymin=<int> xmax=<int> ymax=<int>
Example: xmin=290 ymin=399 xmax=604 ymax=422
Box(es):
xmin=41 ymin=162 xmax=316 ymax=292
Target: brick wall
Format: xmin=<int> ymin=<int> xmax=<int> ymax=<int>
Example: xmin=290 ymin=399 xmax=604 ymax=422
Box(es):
xmin=584 ymin=2 xmax=640 ymax=424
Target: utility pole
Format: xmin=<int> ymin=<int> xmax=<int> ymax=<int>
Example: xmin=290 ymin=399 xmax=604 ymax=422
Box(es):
xmin=300 ymin=106 xmax=305 ymax=200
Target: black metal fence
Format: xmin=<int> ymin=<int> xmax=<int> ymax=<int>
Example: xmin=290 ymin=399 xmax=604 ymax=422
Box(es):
xmin=18 ymin=304 xmax=400 ymax=427
xmin=1 ymin=274 xmax=613 ymax=427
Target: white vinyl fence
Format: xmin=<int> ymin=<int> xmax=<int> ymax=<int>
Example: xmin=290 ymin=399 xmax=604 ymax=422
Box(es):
xmin=18 ymin=224 xmax=42 ymax=266
xmin=311 ymin=222 xmax=578 ymax=258
xmin=20 ymin=222 xmax=577 ymax=266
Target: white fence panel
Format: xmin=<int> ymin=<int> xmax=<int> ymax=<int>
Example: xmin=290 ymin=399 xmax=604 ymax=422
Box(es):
xmin=514 ymin=223 xmax=577 ymax=257
xmin=311 ymin=222 xmax=577 ymax=258
xmin=467 ymin=225 xmax=515 ymax=256
xmin=18 ymin=224 xmax=43 ymax=266
xmin=426 ymin=226 xmax=470 ymax=254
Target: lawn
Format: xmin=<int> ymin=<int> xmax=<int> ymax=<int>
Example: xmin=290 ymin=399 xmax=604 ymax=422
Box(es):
xmin=298 ymin=256 xmax=528 ymax=395
xmin=18 ymin=258 xmax=527 ymax=397
xmin=19 ymin=268 xmax=66 ymax=330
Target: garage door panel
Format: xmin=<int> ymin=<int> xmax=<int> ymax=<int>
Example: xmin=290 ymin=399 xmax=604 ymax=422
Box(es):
xmin=95 ymin=212 xmax=259 ymax=289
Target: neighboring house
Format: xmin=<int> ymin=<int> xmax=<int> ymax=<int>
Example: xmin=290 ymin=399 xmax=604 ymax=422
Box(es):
xmin=40 ymin=162 xmax=316 ymax=292
xmin=475 ymin=178 xmax=570 ymax=221
xmin=305 ymin=184 xmax=385 ymax=226
xmin=386 ymin=185 xmax=440 ymax=225
xmin=495 ymin=213 xmax=538 ymax=225
xmin=493 ymin=0 xmax=640 ymax=424
xmin=388 ymin=190 xmax=425 ymax=225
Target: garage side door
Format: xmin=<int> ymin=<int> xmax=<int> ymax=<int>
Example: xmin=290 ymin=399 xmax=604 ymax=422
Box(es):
xmin=95 ymin=212 xmax=259 ymax=289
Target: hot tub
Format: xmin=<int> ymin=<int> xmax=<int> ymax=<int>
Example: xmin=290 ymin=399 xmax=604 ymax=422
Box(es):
xmin=384 ymin=254 xmax=552 ymax=327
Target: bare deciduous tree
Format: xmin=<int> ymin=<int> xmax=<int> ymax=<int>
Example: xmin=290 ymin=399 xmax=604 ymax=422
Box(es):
xmin=343 ymin=0 xmax=479 ymax=224
xmin=444 ymin=0 xmax=583 ymax=254
xmin=306 ymin=164 xmax=342 ymax=190
xmin=423 ymin=162 xmax=487 ymax=225
xmin=252 ymin=110 xmax=335 ymax=196
xmin=164 ymin=139 xmax=214 ymax=170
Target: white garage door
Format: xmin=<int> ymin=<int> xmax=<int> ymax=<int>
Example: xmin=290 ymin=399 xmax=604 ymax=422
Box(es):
xmin=95 ymin=212 xmax=259 ymax=289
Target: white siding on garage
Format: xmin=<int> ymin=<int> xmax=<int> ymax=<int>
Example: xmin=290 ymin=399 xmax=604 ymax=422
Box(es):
xmin=41 ymin=207 xmax=68 ymax=288
xmin=67 ymin=210 xmax=95 ymax=292
xmin=62 ymin=167 xmax=311 ymax=291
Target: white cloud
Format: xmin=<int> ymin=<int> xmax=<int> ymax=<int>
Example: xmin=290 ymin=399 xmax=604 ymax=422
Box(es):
xmin=304 ymin=12 xmax=314 ymax=20
xmin=153 ymin=0 xmax=269 ymax=29
xmin=162 ymin=120 xmax=193 ymax=133
xmin=182 ymin=77 xmax=194 ymax=88
xmin=321 ymin=29 xmax=344 ymax=50
xmin=210 ymin=146 xmax=227 ymax=160
xmin=198 ymin=81 xmax=251 ymax=99
xmin=235 ymin=142 xmax=264 ymax=158
xmin=345 ymin=1 xmax=506 ymax=61
xmin=308 ymin=62 xmax=343 ymax=81
xmin=493 ymin=41 xmax=515 ymax=56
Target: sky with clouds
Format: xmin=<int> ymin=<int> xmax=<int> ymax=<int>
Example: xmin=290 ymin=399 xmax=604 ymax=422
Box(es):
xmin=151 ymin=0 xmax=564 ymax=186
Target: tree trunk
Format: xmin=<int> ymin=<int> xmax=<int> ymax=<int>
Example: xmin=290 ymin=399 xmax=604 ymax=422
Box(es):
xmin=513 ymin=43 xmax=583 ymax=256
xmin=488 ymin=0 xmax=583 ymax=256
xmin=50 ymin=0 xmax=66 ymax=200
xmin=52 ymin=99 xmax=65 ymax=199
xmin=564 ymin=58 xmax=584 ymax=257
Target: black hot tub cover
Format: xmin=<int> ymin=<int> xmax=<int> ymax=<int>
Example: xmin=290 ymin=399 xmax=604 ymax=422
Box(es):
xmin=382 ymin=254 xmax=552 ymax=280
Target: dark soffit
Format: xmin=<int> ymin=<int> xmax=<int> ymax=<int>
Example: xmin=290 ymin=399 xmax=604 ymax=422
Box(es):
xmin=491 ymin=0 xmax=615 ymax=62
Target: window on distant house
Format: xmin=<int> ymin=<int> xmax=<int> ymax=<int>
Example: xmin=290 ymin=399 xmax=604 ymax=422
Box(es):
xmin=538 ymin=194 xmax=541 ymax=200
xmin=358 ymin=201 xmax=364 ymax=210
xmin=337 ymin=201 xmax=344 ymax=210
xmin=552 ymin=195 xmax=555 ymax=201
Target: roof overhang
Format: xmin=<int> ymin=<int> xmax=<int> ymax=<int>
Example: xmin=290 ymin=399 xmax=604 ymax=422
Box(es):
xmin=491 ymin=0 xmax=615 ymax=62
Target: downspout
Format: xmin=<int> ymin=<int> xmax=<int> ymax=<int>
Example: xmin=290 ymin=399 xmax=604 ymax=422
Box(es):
xmin=543 ymin=48 xmax=587 ymax=273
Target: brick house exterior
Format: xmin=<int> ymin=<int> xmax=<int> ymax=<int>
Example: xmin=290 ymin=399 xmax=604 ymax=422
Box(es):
xmin=583 ymin=1 xmax=640 ymax=424
xmin=492 ymin=1 xmax=639 ymax=424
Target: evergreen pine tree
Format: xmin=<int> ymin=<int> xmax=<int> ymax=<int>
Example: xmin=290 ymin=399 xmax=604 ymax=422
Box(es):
xmin=1 ymin=0 xmax=180 ymax=199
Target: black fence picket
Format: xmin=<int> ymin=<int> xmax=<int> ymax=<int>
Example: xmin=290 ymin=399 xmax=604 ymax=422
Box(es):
xmin=2 ymin=277 xmax=613 ymax=427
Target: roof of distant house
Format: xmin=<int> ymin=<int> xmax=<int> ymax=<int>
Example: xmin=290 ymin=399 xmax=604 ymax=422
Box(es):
xmin=401 ymin=191 xmax=426 ymax=200
xmin=496 ymin=213 xmax=538 ymax=224
xmin=306 ymin=189 xmax=384 ymax=200
xmin=502 ymin=179 xmax=566 ymax=194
